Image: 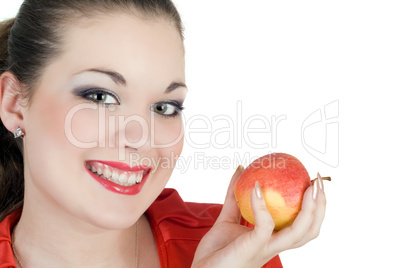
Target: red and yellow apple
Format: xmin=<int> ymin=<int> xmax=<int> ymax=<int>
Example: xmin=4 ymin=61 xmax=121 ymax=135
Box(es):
xmin=234 ymin=153 xmax=311 ymax=231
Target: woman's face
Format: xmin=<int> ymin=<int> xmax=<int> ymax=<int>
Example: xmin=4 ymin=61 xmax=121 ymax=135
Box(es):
xmin=21 ymin=13 xmax=186 ymax=229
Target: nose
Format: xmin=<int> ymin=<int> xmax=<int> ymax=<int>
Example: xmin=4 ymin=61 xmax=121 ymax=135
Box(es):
xmin=117 ymin=113 xmax=152 ymax=154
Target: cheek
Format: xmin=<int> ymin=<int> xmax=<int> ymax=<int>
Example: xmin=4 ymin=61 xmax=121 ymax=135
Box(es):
xmin=67 ymin=105 xmax=103 ymax=147
xmin=25 ymin=95 xmax=73 ymax=156
xmin=23 ymin=88 xmax=103 ymax=179
xmin=154 ymin=119 xmax=184 ymax=173
xmin=152 ymin=117 xmax=184 ymax=149
xmin=26 ymin=91 xmax=102 ymax=152
xmin=141 ymin=117 xmax=184 ymax=176
xmin=23 ymin=93 xmax=89 ymax=203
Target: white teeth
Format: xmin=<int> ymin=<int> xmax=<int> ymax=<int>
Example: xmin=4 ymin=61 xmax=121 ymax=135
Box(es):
xmin=87 ymin=162 xmax=147 ymax=186
xmin=103 ymin=168 xmax=112 ymax=179
xmin=119 ymin=174 xmax=128 ymax=185
xmin=136 ymin=172 xmax=143 ymax=184
xmin=128 ymin=174 xmax=137 ymax=184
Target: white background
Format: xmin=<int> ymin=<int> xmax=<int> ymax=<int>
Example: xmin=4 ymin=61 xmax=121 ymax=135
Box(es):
xmin=1 ymin=0 xmax=401 ymax=267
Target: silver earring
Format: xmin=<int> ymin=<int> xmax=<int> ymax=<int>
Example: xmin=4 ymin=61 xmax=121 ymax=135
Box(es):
xmin=13 ymin=127 xmax=24 ymax=138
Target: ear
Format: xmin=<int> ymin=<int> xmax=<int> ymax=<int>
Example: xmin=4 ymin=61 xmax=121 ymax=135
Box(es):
xmin=0 ymin=71 xmax=25 ymax=133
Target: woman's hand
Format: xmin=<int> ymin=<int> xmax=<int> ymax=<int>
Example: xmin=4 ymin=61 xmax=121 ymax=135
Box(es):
xmin=191 ymin=165 xmax=326 ymax=268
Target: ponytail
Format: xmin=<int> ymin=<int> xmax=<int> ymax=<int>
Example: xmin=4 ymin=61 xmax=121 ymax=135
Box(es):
xmin=0 ymin=18 xmax=24 ymax=221
xmin=0 ymin=18 xmax=15 ymax=72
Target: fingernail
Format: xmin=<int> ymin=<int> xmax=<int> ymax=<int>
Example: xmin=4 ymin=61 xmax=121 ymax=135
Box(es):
xmin=312 ymin=178 xmax=319 ymax=200
xmin=317 ymin=172 xmax=324 ymax=191
xmin=255 ymin=181 xmax=263 ymax=199
xmin=236 ymin=165 xmax=244 ymax=173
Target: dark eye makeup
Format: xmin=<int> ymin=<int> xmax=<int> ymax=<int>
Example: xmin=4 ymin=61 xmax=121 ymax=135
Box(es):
xmin=152 ymin=100 xmax=185 ymax=119
xmin=73 ymin=87 xmax=121 ymax=106
xmin=73 ymin=87 xmax=185 ymax=118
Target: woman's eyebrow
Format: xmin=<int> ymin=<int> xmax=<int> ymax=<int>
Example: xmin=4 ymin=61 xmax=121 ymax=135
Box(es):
xmin=75 ymin=68 xmax=127 ymax=86
xmin=165 ymin=82 xmax=187 ymax=93
xmin=75 ymin=68 xmax=187 ymax=92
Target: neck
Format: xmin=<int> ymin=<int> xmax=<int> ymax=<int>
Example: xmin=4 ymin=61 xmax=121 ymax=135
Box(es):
xmin=13 ymin=202 xmax=141 ymax=268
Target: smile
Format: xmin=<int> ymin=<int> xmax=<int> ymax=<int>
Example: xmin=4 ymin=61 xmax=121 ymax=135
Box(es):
xmin=85 ymin=160 xmax=152 ymax=195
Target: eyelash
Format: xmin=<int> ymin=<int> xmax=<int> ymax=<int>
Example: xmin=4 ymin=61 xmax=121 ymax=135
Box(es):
xmin=76 ymin=88 xmax=120 ymax=106
xmin=76 ymin=88 xmax=185 ymax=118
xmin=152 ymin=100 xmax=185 ymax=119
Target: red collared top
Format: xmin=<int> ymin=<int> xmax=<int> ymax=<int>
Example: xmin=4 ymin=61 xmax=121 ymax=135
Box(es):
xmin=0 ymin=188 xmax=282 ymax=268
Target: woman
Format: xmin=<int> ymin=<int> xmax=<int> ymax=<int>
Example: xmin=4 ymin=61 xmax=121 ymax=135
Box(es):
xmin=0 ymin=0 xmax=326 ymax=267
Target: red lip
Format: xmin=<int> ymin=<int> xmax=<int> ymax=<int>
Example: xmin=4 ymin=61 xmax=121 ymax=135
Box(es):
xmin=84 ymin=161 xmax=152 ymax=195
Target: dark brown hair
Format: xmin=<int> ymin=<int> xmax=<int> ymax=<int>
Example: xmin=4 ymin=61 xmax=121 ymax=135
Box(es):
xmin=0 ymin=0 xmax=184 ymax=221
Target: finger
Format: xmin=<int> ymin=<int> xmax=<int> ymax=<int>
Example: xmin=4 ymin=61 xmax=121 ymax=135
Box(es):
xmin=250 ymin=181 xmax=275 ymax=245
xmin=270 ymin=184 xmax=317 ymax=252
xmin=215 ymin=165 xmax=244 ymax=224
xmin=293 ymin=185 xmax=327 ymax=247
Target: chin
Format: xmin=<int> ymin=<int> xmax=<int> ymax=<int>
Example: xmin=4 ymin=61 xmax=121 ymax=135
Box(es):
xmin=80 ymin=207 xmax=140 ymax=230
xmin=74 ymin=187 xmax=157 ymax=230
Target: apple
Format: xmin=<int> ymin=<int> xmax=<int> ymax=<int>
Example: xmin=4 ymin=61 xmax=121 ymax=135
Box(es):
xmin=234 ymin=153 xmax=311 ymax=231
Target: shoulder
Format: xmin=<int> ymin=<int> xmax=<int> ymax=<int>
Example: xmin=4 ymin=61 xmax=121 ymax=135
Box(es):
xmin=146 ymin=188 xmax=223 ymax=268
xmin=146 ymin=188 xmax=223 ymax=242
xmin=146 ymin=188 xmax=282 ymax=268
xmin=0 ymin=209 xmax=21 ymax=266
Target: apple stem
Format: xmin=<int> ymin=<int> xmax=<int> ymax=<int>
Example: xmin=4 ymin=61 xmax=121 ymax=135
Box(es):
xmin=311 ymin=176 xmax=331 ymax=183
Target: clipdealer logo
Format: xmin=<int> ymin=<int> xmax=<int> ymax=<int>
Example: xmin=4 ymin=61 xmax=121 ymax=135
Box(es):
xmin=301 ymin=100 xmax=339 ymax=167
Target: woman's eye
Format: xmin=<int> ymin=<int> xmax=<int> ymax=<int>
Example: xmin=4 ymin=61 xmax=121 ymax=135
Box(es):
xmin=83 ymin=90 xmax=120 ymax=105
xmin=153 ymin=103 xmax=175 ymax=115
xmin=152 ymin=101 xmax=184 ymax=118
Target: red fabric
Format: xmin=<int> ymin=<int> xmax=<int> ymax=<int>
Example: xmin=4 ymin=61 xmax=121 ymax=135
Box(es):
xmin=0 ymin=188 xmax=282 ymax=268
xmin=0 ymin=209 xmax=20 ymax=268
xmin=146 ymin=188 xmax=282 ymax=268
